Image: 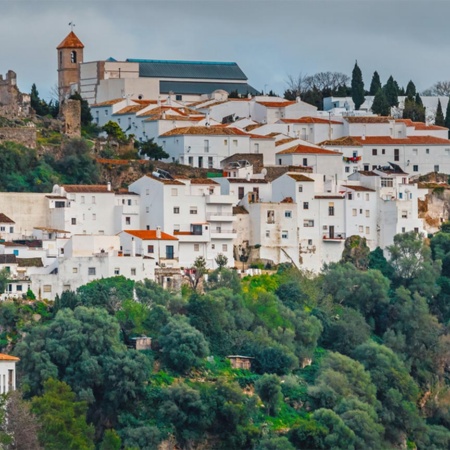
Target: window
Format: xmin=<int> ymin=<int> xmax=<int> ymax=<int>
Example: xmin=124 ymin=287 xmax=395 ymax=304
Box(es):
xmin=211 ymin=244 xmax=215 ymax=249
xmin=254 ymin=143 xmax=259 ymax=153
xmin=233 ymin=139 xmax=238 ymax=147
xmin=298 ymin=185 xmax=303 ymax=192
xmin=394 ymin=149 xmax=399 ymax=161
xmin=402 ymin=210 xmax=408 ymax=218
xmin=413 ymin=165 xmax=418 ymax=172
xmin=70 ymin=50 xmax=77 ymax=63
xmin=365 ymin=193 xmax=369 ymax=201
xmin=114 ymin=268 xmax=120 ymax=275
xmin=204 ymin=140 xmax=209 ymax=152
xmin=359 ymin=209 xmax=363 ymax=214
xmin=88 ymin=267 xmax=96 ymax=276
xmin=238 ymin=187 xmax=244 ymax=199
xmin=364 ymin=165 xmax=369 ymax=171
xmin=372 ymin=149 xmax=377 ymax=155
xmin=105 ymin=110 xmax=108 ymax=116
xmin=303 ymin=202 xmax=309 ymax=210
xmin=359 ymin=225 xmax=364 ymax=233
xmin=16 ymin=285 xmax=22 ymax=292
xmin=348 ymin=192 xmax=353 ymax=200
xmin=345 ymin=167 xmax=350 ymax=173
xmin=59 ymin=50 xmax=62 ymax=67
xmin=190 ymin=206 xmax=198 ymax=214
xmin=208 ymin=156 xmax=213 ymax=168
xmin=92 ymin=196 xmax=96 ymax=204
xmin=43 ymin=285 xmax=52 ymax=293
xmin=174 ymin=224 xmax=180 ymax=232
xmin=399 ymin=192 xmax=403 ymax=199
xmin=81 ymin=196 xmax=85 ymax=204
xmin=224 ymin=139 xmax=228 ymax=145
xmin=267 ymin=210 xmax=275 ymax=224
xmin=148 ymin=245 xmax=154 ymax=253
xmin=328 ymin=202 xmax=334 ymax=216
xmin=131 ymin=268 xmax=136 ymax=276
xmin=435 ymin=165 xmax=440 ymax=172
xmin=366 ymin=226 xmax=370 ymax=234
xmin=281 ymin=230 xmax=288 ymax=239
xmin=365 ymin=210 xmax=370 ymax=217
xmin=352 ymin=208 xmax=357 ymax=216
xmin=125 ymin=217 xmax=131 ymax=225
xmin=303 ymin=219 xmax=314 ymax=227
xmin=92 ymin=214 xmax=96 ymax=220
xmin=382 ymin=149 xmax=385 ymax=155
xmin=9 ymin=227 xmax=13 ymax=233
xmin=266 ymin=230 xmax=270 ymax=237
xmin=73 ymin=267 xmax=78 ymax=273
xmin=222 ymin=244 xmax=228 ymax=251
xmin=146 ymin=189 xmax=150 ymax=195
xmin=175 ymin=94 xmax=182 ymax=101
xmin=303 ymin=158 xmax=308 ymax=166
xmin=173 ymin=207 xmax=180 ymax=214
xmin=194 ymin=244 xmax=200 ymax=251
xmin=146 ymin=207 xmax=149 ymax=213
xmin=426 ymin=148 xmax=430 ymax=154
xmin=0 ymin=227 xmax=4 ymax=231
xmin=285 ymin=210 xmax=292 ymax=218
xmin=171 ymin=188 xmax=178 ymax=196
xmin=381 ymin=178 xmax=393 ymax=187
xmin=71 ymin=218 xmax=76 ymax=225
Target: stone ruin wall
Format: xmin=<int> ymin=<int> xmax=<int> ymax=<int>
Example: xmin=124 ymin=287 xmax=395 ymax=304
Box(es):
xmin=0 ymin=127 xmax=36 ymax=148
xmin=0 ymin=70 xmax=31 ymax=118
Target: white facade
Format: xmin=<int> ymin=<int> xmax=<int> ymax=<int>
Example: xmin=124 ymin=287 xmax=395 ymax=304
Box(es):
xmin=0 ymin=355 xmax=19 ymax=394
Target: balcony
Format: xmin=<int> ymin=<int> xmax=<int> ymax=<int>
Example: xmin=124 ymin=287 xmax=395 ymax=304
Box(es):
xmin=323 ymin=232 xmax=346 ymax=242
xmin=343 ymin=156 xmax=361 ymax=164
xmin=210 ymin=229 xmax=237 ymax=239
xmin=206 ymin=194 xmax=235 ymax=204
xmin=173 ymin=231 xmax=209 ymax=243
xmin=206 ymin=212 xmax=236 ymax=222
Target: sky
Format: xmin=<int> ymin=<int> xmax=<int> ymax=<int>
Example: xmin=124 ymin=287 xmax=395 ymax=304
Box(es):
xmin=1 ymin=0 xmax=450 ymax=101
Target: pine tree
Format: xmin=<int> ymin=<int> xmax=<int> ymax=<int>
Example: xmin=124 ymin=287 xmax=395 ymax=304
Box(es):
xmin=444 ymin=97 xmax=450 ymax=137
xmin=351 ymin=61 xmax=365 ymax=110
xmin=405 ymin=81 xmax=416 ymax=100
xmin=371 ymin=89 xmax=390 ymax=116
xmin=369 ymin=71 xmax=382 ymax=96
xmin=383 ymin=76 xmax=399 ymax=107
xmin=415 ymin=93 xmax=423 ymax=107
xmin=435 ymin=99 xmax=445 ymax=126
xmin=403 ymin=97 xmax=425 ymax=123
xmin=30 ymin=83 xmax=50 ymax=116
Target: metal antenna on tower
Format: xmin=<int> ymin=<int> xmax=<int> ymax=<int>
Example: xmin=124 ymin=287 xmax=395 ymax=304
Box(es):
xmin=68 ymin=22 xmax=75 ymax=31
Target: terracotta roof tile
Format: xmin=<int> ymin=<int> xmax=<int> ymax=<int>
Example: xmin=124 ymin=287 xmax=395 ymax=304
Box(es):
xmin=0 ymin=353 xmax=19 ymax=361
xmin=359 ymin=171 xmax=379 ymax=176
xmin=91 ymin=99 xmax=125 ymax=107
xmin=287 ymin=173 xmax=314 ymax=182
xmin=275 ymin=137 xmax=297 ymax=147
xmin=314 ymin=195 xmax=345 ymax=199
xmin=256 ymin=101 xmax=296 ymax=107
xmin=355 ymin=136 xmax=450 ymax=145
xmin=161 ymin=126 xmax=251 ymax=137
xmin=63 ymin=185 xmax=112 ymax=193
xmin=124 ymin=230 xmax=178 ymax=241
xmin=233 ymin=205 xmax=248 ymax=215
xmin=17 ymin=258 xmax=43 ymax=268
xmin=0 ymin=213 xmax=14 ymax=224
xmin=113 ymin=105 xmax=150 ymax=115
xmin=281 ymin=117 xmax=342 ymax=125
xmin=57 ymin=31 xmax=84 ymax=49
xmin=341 ymin=185 xmax=376 ymax=192
xmin=278 ymin=144 xmax=341 ymax=155
xmin=320 ymin=136 xmax=363 ymax=146
xmin=227 ymin=178 xmax=269 ymax=184
xmin=0 ymin=254 xmax=16 ymax=264
xmin=345 ymin=116 xmax=392 ymax=123
xmin=189 ymin=178 xmax=219 ymax=185
xmin=395 ymin=119 xmax=448 ymax=131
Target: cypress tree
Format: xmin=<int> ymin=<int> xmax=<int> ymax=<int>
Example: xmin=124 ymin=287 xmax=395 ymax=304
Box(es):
xmin=444 ymin=97 xmax=450 ymax=137
xmin=405 ymin=81 xmax=416 ymax=100
xmin=351 ymin=61 xmax=365 ymax=110
xmin=435 ymin=99 xmax=445 ymax=126
xmin=383 ymin=76 xmax=399 ymax=107
xmin=369 ymin=71 xmax=382 ymax=96
xmin=371 ymin=89 xmax=390 ymax=116
xmin=415 ymin=93 xmax=423 ymax=107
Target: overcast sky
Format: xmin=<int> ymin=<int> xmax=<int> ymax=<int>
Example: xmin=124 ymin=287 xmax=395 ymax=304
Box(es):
xmin=1 ymin=0 xmax=450 ymax=101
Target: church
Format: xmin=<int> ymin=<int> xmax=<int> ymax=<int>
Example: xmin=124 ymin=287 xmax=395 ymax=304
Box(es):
xmin=56 ymin=30 xmax=258 ymax=105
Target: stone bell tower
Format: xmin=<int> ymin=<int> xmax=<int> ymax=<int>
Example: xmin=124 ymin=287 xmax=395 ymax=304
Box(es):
xmin=57 ymin=29 xmax=84 ymax=102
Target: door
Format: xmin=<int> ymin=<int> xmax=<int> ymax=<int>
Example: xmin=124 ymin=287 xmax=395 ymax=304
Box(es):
xmin=166 ymin=245 xmax=174 ymax=259
xmin=329 ymin=226 xmax=335 ymax=239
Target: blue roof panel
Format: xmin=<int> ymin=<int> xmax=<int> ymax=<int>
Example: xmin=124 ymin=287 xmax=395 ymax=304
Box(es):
xmin=126 ymin=59 xmax=248 ymax=80
xmin=160 ymin=81 xmax=259 ymax=96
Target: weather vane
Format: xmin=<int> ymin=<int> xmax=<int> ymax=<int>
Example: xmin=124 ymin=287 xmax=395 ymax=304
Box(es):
xmin=68 ymin=22 xmax=75 ymax=32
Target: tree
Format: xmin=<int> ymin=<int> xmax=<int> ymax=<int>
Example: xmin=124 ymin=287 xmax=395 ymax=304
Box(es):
xmin=102 ymin=121 xmax=127 ymax=143
xmin=99 ymin=429 xmax=121 ymax=450
xmin=0 ymin=269 xmax=9 ymax=296
xmin=341 ymin=235 xmax=370 ymax=269
xmin=214 ymin=253 xmax=228 ymax=270
xmin=55 ymin=138 xmax=100 ymax=185
xmin=31 ymin=379 xmax=95 ymax=450
xmin=383 ymin=75 xmax=399 ymax=107
xmin=0 ymin=390 xmax=41 ymax=450
xmin=371 ymin=89 xmax=391 ymax=116
xmin=435 ymin=99 xmax=445 ymax=126
xmin=405 ymin=80 xmax=417 ymax=100
xmin=255 ymin=437 xmax=296 ymax=450
xmin=135 ymin=138 xmax=169 ymax=160
xmin=351 ymin=62 xmax=365 ymax=110
xmin=403 ymin=96 xmax=426 ymax=122
xmin=426 ymin=80 xmax=450 ymax=96
xmin=68 ymin=92 xmax=93 ymax=126
xmin=185 ymin=256 xmax=208 ymax=291
xmin=30 ymin=83 xmax=50 ymax=116
xmin=159 ymin=315 xmax=209 ymax=372
xmin=312 ymin=408 xmax=356 ymax=450
xmin=368 ymin=71 xmax=382 ymax=96
xmin=255 ymin=374 xmax=282 ymax=416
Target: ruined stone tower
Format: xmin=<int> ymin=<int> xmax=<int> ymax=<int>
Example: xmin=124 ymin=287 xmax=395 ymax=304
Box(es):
xmin=57 ymin=31 xmax=84 ymax=102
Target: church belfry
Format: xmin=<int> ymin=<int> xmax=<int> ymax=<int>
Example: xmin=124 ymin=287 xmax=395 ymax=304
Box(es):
xmin=57 ymin=30 xmax=84 ymax=102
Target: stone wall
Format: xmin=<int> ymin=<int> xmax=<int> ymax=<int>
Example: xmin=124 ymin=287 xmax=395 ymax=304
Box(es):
xmin=61 ymin=99 xmax=81 ymax=137
xmin=0 ymin=127 xmax=36 ymax=148
xmin=0 ymin=70 xmax=31 ymax=118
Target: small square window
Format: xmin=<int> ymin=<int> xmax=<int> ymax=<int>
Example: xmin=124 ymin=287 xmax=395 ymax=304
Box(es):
xmin=174 ymin=207 xmax=180 ymax=214
xmin=303 ymin=202 xmax=309 ymax=210
xmin=426 ymin=149 xmax=430 ymax=154
xmin=222 ymin=244 xmax=228 ymax=251
xmin=92 ymin=214 xmax=96 ymax=220
xmin=366 ymin=226 xmax=370 ymax=234
xmin=352 ymin=208 xmax=357 ymax=216
xmin=372 ymin=149 xmax=377 ymax=156
xmin=88 ymin=267 xmax=96 ymax=276
xmin=211 ymin=244 xmax=215 ymax=250
xmin=194 ymin=244 xmax=200 ymax=251
xmin=285 ymin=210 xmax=292 ymax=218
xmin=73 ymin=267 xmax=78 ymax=273
xmin=365 ymin=210 xmax=370 ymax=217
xmin=190 ymin=207 xmax=198 ymax=215
xmin=125 ymin=217 xmax=131 ymax=225
xmin=266 ymin=230 xmax=270 ymax=237
xmin=148 ymin=245 xmax=154 ymax=253
xmin=43 ymin=285 xmax=52 ymax=293
xmin=16 ymin=285 xmax=22 ymax=292
xmin=71 ymin=218 xmax=76 ymax=225
xmin=298 ymin=185 xmax=303 ymax=192
xmin=413 ymin=165 xmax=418 ymax=172
xmin=131 ymin=268 xmax=136 ymax=276
xmin=171 ymin=188 xmax=178 ymax=196
xmin=308 ymin=239 xmax=313 ymax=246
xmin=114 ymin=268 xmax=120 ymax=275
xmin=282 ymin=230 xmax=288 ymax=239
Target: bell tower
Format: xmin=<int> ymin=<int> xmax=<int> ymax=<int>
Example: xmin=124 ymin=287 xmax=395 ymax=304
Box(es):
xmin=57 ymin=28 xmax=84 ymax=102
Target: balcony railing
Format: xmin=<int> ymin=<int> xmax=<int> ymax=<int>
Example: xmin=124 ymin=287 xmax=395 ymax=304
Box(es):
xmin=323 ymin=232 xmax=346 ymax=241
xmin=343 ymin=156 xmax=361 ymax=163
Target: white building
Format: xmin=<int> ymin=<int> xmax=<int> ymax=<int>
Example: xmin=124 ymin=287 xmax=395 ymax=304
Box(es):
xmin=0 ymin=354 xmax=19 ymax=394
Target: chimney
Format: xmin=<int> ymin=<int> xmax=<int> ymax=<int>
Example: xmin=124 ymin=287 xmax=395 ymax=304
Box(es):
xmin=131 ymin=237 xmax=136 ymax=257
xmin=107 ymin=181 xmax=111 ymax=191
xmin=296 ymin=96 xmax=301 ymax=103
xmin=156 ymin=226 xmax=162 ymax=239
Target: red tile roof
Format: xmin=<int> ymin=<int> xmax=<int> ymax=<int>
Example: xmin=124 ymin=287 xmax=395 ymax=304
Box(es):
xmin=189 ymin=178 xmax=219 ymax=185
xmin=0 ymin=353 xmax=19 ymax=361
xmin=287 ymin=173 xmax=314 ymax=182
xmin=124 ymin=230 xmax=178 ymax=241
xmin=322 ymin=135 xmax=450 ymax=146
xmin=113 ymin=105 xmax=150 ymax=115
xmin=63 ymin=185 xmax=112 ymax=193
xmin=341 ymin=185 xmax=376 ymax=192
xmin=278 ymin=144 xmax=341 ymax=155
xmin=320 ymin=136 xmax=363 ymax=146
xmin=91 ymin=99 xmax=125 ymax=107
xmin=256 ymin=101 xmax=296 ymax=107
xmin=395 ymin=119 xmax=448 ymax=131
xmin=275 ymin=137 xmax=297 ymax=147
xmin=345 ymin=116 xmax=392 ymax=123
xmin=57 ymin=31 xmax=84 ymax=49
xmin=161 ymin=126 xmax=251 ymax=137
xmin=281 ymin=117 xmax=342 ymax=125
xmin=0 ymin=213 xmax=14 ymax=224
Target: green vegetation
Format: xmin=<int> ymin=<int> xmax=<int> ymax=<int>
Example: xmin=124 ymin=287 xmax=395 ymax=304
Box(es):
xmin=0 ymin=231 xmax=450 ymax=448
xmin=351 ymin=61 xmax=365 ymax=110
